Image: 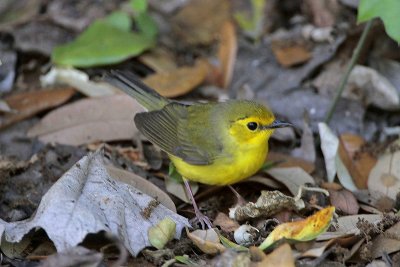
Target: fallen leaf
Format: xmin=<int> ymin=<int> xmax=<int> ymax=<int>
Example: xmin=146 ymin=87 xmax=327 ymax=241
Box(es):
xmin=52 ymin=12 xmax=154 ymax=67
xmin=353 ymin=190 xmax=395 ymax=212
xmin=346 ymin=65 xmax=400 ymax=110
xmin=148 ymin=217 xmax=176 ymax=249
xmin=211 ymin=249 xmax=251 ymax=267
xmin=0 ymin=151 xmax=189 ymax=256
xmin=215 ymin=20 xmax=237 ymax=89
xmin=0 ymin=88 xmax=75 ymax=130
xmin=259 ymin=206 xmax=335 ymax=250
xmin=271 ymin=41 xmax=312 ymax=68
xmin=230 ymin=190 xmax=304 ymax=222
xmin=234 ymin=0 xmax=267 ymax=41
xmin=171 ymin=0 xmax=230 ymax=46
xmin=267 ymin=152 xmax=315 ymax=174
xmin=0 ymin=0 xmax=42 ymax=29
xmin=339 ymin=134 xmax=377 ymax=189
xmin=332 ymin=214 xmax=382 ymax=236
xmin=319 ymin=123 xmax=357 ymax=191
xmin=143 ymin=59 xmax=209 ymax=98
xmin=266 ymin=167 xmax=315 ymax=196
xmin=106 ymin=165 xmax=176 ymax=212
xmin=186 ymin=228 xmax=225 ymax=255
xmin=368 ymin=144 xmax=400 ymax=200
xmin=41 ymin=67 xmax=117 ymax=97
xmin=258 ymin=243 xmax=295 ymax=267
xmin=139 ymin=48 xmax=178 ymax=73
xmin=213 ymin=212 xmax=240 ymax=232
xmin=28 ymin=95 xmax=144 ymax=146
xmin=328 ymin=189 xmax=359 ymax=215
xmin=299 ymin=239 xmax=336 ymax=258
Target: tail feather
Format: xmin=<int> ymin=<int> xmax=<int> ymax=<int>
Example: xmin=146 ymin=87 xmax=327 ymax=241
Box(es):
xmin=104 ymin=70 xmax=170 ymax=111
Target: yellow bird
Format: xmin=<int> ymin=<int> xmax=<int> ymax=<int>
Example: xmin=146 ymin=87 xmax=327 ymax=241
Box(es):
xmin=105 ymin=71 xmax=292 ymax=228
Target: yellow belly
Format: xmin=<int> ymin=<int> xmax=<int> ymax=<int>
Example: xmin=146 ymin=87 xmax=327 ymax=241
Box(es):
xmin=170 ymin=143 xmax=268 ymax=185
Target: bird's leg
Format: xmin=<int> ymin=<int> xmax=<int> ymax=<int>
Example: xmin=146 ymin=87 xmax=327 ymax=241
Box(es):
xmin=183 ymin=178 xmax=213 ymax=229
xmin=228 ymin=185 xmax=246 ymax=206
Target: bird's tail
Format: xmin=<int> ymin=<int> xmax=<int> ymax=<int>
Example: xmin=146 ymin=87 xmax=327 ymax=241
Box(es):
xmin=104 ymin=70 xmax=170 ymax=111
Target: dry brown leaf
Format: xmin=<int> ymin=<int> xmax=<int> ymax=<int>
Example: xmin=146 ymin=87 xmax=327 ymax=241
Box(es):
xmin=213 ymin=212 xmax=239 ymax=232
xmin=257 ymin=243 xmax=295 ymax=267
xmin=106 ymin=165 xmax=176 ymax=213
xmin=143 ymin=59 xmax=209 ymax=98
xmin=271 ymin=41 xmax=311 ymax=68
xmin=0 ymin=88 xmax=75 ymax=129
xmin=267 ymin=152 xmax=315 ymax=174
xmin=216 ymin=20 xmax=237 ymax=89
xmin=139 ymin=48 xmax=178 ymax=73
xmin=186 ymin=228 xmax=225 ymax=255
xmin=368 ymin=144 xmax=400 ymax=200
xmin=171 ymin=0 xmax=230 ymax=46
xmin=370 ymin=222 xmax=400 ymax=259
xmin=339 ymin=134 xmax=377 ymax=189
xmin=328 ymin=189 xmax=359 ymax=215
xmin=28 ymin=95 xmax=143 ymax=146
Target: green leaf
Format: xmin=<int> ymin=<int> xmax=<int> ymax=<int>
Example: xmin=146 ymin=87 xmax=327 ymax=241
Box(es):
xmin=52 ymin=20 xmax=154 ymax=67
xmin=358 ymin=0 xmax=400 ymax=43
xmin=131 ymin=0 xmax=148 ymax=13
xmin=148 ymin=217 xmax=176 ymax=249
xmin=136 ymin=12 xmax=158 ymax=39
xmin=104 ymin=11 xmax=132 ymax=31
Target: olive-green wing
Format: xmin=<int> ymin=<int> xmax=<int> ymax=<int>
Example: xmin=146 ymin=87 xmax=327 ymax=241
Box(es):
xmin=134 ymin=103 xmax=220 ymax=165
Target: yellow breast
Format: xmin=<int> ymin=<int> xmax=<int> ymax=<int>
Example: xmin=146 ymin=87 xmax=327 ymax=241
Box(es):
xmin=170 ymin=133 xmax=269 ymax=185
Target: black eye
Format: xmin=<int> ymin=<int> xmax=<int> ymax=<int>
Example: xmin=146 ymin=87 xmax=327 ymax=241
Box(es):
xmin=247 ymin=122 xmax=258 ymax=131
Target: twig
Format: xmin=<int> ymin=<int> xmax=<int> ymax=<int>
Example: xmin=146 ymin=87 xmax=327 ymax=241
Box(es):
xmin=324 ymin=20 xmax=373 ymax=123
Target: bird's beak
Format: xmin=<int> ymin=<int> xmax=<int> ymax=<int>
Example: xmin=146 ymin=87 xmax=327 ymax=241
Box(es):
xmin=262 ymin=120 xmax=293 ymax=130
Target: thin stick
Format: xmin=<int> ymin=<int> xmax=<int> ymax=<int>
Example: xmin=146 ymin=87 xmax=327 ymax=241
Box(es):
xmin=324 ymin=20 xmax=373 ymax=123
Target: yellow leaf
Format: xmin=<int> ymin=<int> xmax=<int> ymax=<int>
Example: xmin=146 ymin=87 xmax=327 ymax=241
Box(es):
xmin=259 ymin=206 xmax=335 ymax=250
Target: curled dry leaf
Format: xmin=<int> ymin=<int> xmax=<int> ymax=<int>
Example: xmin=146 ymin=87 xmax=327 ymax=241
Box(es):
xmin=143 ymin=59 xmax=209 ymax=98
xmin=368 ymin=145 xmax=400 ymax=200
xmin=0 ymin=151 xmax=189 ymax=256
xmin=28 ymin=95 xmax=143 ymax=146
xmin=230 ymin=190 xmax=304 ymax=222
xmin=186 ymin=228 xmax=225 ymax=255
xmin=0 ymin=88 xmax=75 ymax=130
xmin=339 ymin=134 xmax=377 ymax=189
xmin=328 ymin=189 xmax=359 ymax=215
xmin=41 ymin=67 xmax=117 ymax=97
xmin=259 ymin=206 xmax=335 ymax=250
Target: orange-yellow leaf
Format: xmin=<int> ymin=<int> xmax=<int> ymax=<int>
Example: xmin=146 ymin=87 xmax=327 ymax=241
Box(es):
xmin=259 ymin=206 xmax=335 ymax=250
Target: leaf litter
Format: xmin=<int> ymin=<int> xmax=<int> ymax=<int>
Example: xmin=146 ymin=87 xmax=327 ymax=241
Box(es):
xmin=0 ymin=151 xmax=189 ymax=256
xmin=2 ymin=0 xmax=400 ymax=265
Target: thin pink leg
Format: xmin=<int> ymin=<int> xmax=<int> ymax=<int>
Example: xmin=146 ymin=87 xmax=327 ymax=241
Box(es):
xmin=183 ymin=178 xmax=213 ymax=229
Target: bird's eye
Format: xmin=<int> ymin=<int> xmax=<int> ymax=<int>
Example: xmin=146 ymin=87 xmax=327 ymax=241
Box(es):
xmin=247 ymin=122 xmax=258 ymax=131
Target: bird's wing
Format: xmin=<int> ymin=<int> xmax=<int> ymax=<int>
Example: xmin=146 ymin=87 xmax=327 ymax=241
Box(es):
xmin=134 ymin=103 xmax=221 ymax=165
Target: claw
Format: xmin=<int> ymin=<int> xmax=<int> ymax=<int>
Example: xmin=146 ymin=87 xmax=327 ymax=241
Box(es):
xmin=183 ymin=178 xmax=213 ymax=229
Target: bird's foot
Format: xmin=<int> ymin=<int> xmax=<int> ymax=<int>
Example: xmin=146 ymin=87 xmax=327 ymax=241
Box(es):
xmin=190 ymin=210 xmax=213 ymax=229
